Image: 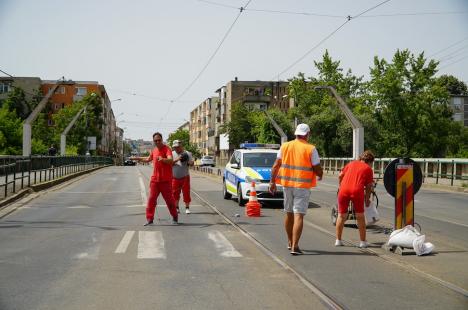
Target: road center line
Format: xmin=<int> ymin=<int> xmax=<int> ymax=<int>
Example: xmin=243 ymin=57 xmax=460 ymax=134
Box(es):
xmin=138 ymin=231 xmax=166 ymax=259
xmin=138 ymin=175 xmax=147 ymax=205
xmin=115 ymin=231 xmax=135 ymax=254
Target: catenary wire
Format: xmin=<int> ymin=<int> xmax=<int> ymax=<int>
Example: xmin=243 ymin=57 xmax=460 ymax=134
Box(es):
xmin=428 ymin=37 xmax=468 ymax=58
xmin=273 ymin=0 xmax=392 ymax=80
xmin=438 ymin=54 xmax=468 ymax=71
xmin=157 ymin=0 xmax=253 ymax=127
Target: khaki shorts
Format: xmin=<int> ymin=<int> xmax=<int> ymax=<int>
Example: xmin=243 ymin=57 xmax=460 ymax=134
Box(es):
xmin=283 ymin=187 xmax=311 ymax=214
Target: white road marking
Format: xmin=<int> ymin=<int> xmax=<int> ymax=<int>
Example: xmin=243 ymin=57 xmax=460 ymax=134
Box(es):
xmin=115 ymin=231 xmax=135 ymax=254
xmin=138 ymin=231 xmax=166 ymax=259
xmin=61 ymin=191 xmax=140 ymax=194
xmin=207 ymin=231 xmax=242 ymax=257
xmin=74 ymin=233 xmax=100 ymax=260
xmin=138 ymin=175 xmax=147 ymax=205
xmin=67 ymin=205 xmax=91 ymax=209
xmin=124 ymin=204 xmax=146 ymax=208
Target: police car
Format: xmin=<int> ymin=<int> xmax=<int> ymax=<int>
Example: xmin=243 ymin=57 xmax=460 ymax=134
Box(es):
xmin=223 ymin=143 xmax=284 ymax=206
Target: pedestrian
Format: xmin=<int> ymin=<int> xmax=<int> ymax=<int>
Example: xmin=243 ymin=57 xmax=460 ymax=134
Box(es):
xmin=335 ymin=150 xmax=375 ymax=248
xmin=131 ymin=132 xmax=179 ymax=226
xmin=48 ymin=144 xmax=57 ymax=156
xmin=269 ymin=123 xmax=323 ymax=255
xmin=171 ymin=140 xmax=194 ymax=214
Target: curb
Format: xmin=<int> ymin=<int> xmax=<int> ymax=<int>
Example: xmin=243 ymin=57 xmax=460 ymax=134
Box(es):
xmin=0 ymin=165 xmax=111 ymax=214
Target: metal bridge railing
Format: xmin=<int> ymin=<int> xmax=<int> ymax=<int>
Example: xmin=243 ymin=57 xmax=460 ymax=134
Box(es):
xmin=0 ymin=155 xmax=113 ymax=200
xmin=321 ymin=157 xmax=468 ymax=187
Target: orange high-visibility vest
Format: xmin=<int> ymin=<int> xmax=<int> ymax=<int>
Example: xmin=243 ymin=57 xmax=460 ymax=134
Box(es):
xmin=276 ymin=139 xmax=317 ymax=188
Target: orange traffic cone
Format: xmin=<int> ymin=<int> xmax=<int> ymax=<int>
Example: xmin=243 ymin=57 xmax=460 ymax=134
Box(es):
xmin=246 ymin=181 xmax=261 ymax=217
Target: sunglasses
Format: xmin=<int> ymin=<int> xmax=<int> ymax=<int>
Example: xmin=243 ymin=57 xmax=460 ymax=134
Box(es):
xmin=153 ymin=139 xmax=162 ymax=143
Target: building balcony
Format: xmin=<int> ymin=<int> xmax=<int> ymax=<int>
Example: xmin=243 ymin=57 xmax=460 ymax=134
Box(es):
xmin=243 ymin=95 xmax=270 ymax=103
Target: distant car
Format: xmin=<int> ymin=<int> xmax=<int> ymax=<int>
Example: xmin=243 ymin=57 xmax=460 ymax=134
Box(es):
xmin=200 ymin=155 xmax=215 ymax=167
xmin=124 ymin=159 xmax=136 ymax=166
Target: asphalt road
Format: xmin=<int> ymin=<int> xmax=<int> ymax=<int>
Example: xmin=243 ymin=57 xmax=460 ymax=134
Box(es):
xmin=0 ymin=166 xmax=324 ymax=310
xmin=0 ymin=166 xmax=467 ymax=309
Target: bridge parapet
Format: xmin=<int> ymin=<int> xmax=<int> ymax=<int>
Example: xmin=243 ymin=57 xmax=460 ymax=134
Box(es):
xmin=321 ymin=157 xmax=468 ymax=187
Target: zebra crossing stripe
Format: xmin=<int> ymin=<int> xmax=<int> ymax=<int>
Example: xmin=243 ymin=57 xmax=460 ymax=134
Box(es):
xmin=115 ymin=231 xmax=135 ymax=254
xmin=207 ymin=231 xmax=242 ymax=257
xmin=138 ymin=231 xmax=166 ymax=259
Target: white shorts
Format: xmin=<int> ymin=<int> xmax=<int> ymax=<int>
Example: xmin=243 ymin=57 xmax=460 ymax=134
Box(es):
xmin=283 ymin=187 xmax=311 ymax=214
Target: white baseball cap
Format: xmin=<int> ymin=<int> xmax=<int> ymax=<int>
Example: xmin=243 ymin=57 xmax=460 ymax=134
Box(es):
xmin=172 ymin=140 xmax=182 ymax=147
xmin=294 ymin=123 xmax=310 ymax=136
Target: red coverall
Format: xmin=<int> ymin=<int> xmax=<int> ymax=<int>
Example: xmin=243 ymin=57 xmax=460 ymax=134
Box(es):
xmin=146 ymin=145 xmax=178 ymax=221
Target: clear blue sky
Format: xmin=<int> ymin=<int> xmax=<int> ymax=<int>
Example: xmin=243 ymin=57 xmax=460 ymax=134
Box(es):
xmin=1 ymin=0 xmax=467 ymax=140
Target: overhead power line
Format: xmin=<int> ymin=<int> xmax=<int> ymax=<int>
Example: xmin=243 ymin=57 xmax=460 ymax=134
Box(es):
xmin=428 ymin=37 xmax=468 ymax=58
xmin=438 ymin=44 xmax=468 ymax=62
xmin=438 ymin=54 xmax=468 ymax=71
xmin=273 ymin=0 xmax=392 ymax=80
xmin=158 ymin=0 xmax=253 ymax=127
xmin=198 ymin=0 xmax=465 ymax=19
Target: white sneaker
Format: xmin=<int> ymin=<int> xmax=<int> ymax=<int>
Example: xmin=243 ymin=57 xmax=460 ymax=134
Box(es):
xmin=335 ymin=240 xmax=344 ymax=247
xmin=185 ymin=209 xmax=191 ymax=214
xmin=359 ymin=241 xmax=369 ymax=248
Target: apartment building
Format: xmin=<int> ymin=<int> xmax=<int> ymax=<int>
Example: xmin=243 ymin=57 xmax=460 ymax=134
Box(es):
xmin=451 ymin=95 xmax=468 ymax=127
xmin=190 ymin=97 xmax=219 ymax=156
xmin=41 ymin=80 xmax=117 ymax=155
xmin=189 ymin=78 xmax=290 ymax=165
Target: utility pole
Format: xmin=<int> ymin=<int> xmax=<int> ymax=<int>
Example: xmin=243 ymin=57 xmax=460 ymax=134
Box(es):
xmin=263 ymin=111 xmax=288 ymax=144
xmin=315 ymin=85 xmax=364 ymax=159
xmin=23 ymin=83 xmax=61 ymax=156
xmin=60 ymin=104 xmax=88 ymax=155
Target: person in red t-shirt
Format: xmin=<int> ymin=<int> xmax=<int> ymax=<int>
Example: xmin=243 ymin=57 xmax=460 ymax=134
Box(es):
xmin=335 ymin=150 xmax=375 ymax=248
xmin=131 ymin=132 xmax=179 ymax=226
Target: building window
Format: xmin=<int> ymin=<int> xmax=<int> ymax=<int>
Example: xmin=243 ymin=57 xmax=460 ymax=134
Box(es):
xmin=76 ymin=87 xmax=87 ymax=96
xmin=55 ymin=103 xmax=60 ymax=110
xmin=55 ymin=86 xmax=65 ymax=94
xmin=48 ymin=119 xmax=54 ymax=126
xmin=0 ymin=83 xmax=11 ymax=94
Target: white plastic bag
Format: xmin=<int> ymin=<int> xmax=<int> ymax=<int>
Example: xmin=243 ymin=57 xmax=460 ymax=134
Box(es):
xmin=364 ymin=201 xmax=379 ymax=225
xmin=387 ymin=225 xmax=420 ymax=248
xmin=413 ymin=235 xmax=435 ymax=256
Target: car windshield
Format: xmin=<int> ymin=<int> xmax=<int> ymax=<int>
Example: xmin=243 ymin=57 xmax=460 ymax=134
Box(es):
xmin=203 ymin=156 xmax=213 ymax=160
xmin=243 ymin=152 xmax=277 ymax=167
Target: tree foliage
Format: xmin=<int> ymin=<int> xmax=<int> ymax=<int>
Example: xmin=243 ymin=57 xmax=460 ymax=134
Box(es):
xmin=0 ymin=101 xmax=22 ymax=154
xmin=167 ymin=128 xmax=201 ymax=159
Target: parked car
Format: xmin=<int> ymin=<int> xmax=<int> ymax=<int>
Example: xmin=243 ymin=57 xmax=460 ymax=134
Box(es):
xmin=124 ymin=158 xmax=136 ymax=166
xmin=200 ymin=155 xmax=215 ymax=167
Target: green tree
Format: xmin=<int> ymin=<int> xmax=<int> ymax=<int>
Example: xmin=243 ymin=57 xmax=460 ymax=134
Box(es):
xmin=52 ymin=93 xmax=103 ymax=155
xmin=288 ymin=50 xmax=369 ymax=157
xmin=0 ymin=87 xmax=31 ymax=120
xmin=250 ymin=108 xmax=293 ymax=144
xmin=369 ymin=49 xmax=454 ymax=157
xmin=0 ymin=102 xmax=22 ymax=154
xmin=220 ymin=102 xmax=254 ymax=148
xmin=167 ymin=128 xmax=201 ymax=159
xmin=434 ymin=74 xmax=468 ymax=95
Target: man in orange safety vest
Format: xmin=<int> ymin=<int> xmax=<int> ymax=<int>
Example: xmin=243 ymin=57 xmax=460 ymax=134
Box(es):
xmin=269 ymin=123 xmax=323 ymax=255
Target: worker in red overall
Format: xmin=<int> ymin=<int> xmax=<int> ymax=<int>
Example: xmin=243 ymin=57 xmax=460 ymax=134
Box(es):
xmin=131 ymin=132 xmax=179 ymax=226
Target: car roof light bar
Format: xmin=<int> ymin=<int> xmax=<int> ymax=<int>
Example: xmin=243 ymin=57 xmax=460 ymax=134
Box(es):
xmin=240 ymin=143 xmax=280 ymax=149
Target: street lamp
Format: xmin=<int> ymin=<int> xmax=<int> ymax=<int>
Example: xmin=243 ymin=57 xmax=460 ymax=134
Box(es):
xmin=314 ymin=85 xmax=364 ymax=159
